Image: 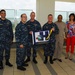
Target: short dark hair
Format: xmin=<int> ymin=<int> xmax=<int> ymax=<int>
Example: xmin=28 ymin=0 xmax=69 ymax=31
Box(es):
xmin=48 ymin=14 xmax=53 ymax=17
xmin=30 ymin=12 xmax=35 ymax=15
xmin=69 ymin=13 xmax=75 ymax=21
xmin=0 ymin=9 xmax=6 ymax=13
xmin=21 ymin=13 xmax=27 ymax=17
xmin=58 ymin=14 xmax=62 ymax=18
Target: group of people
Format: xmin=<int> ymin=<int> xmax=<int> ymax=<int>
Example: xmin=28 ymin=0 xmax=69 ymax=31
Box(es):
xmin=0 ymin=9 xmax=75 ymax=71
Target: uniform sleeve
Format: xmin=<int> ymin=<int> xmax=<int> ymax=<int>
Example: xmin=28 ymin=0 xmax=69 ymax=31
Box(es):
xmin=54 ymin=24 xmax=59 ymax=34
xmin=15 ymin=25 xmax=21 ymax=44
xmin=26 ymin=21 xmax=32 ymax=33
xmin=9 ymin=21 xmax=13 ymax=41
xmin=64 ymin=23 xmax=68 ymax=33
xmin=26 ymin=21 xmax=31 ymax=32
xmin=42 ymin=24 xmax=46 ymax=31
xmin=37 ymin=22 xmax=41 ymax=31
xmin=15 ymin=25 xmax=26 ymax=45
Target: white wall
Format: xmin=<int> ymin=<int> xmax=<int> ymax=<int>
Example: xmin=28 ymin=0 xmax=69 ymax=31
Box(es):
xmin=56 ymin=0 xmax=75 ymax=2
xmin=36 ymin=0 xmax=75 ymax=26
xmin=0 ymin=0 xmax=36 ymax=11
xmin=36 ymin=0 xmax=55 ymax=26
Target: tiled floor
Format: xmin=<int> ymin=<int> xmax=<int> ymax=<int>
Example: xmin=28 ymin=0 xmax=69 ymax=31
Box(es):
xmin=0 ymin=47 xmax=75 ymax=75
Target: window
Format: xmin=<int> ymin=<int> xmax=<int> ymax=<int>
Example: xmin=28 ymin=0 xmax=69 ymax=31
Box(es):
xmin=55 ymin=1 xmax=75 ymax=22
xmin=5 ymin=9 xmax=32 ymax=32
xmin=0 ymin=0 xmax=36 ymax=11
xmin=0 ymin=0 xmax=36 ymax=42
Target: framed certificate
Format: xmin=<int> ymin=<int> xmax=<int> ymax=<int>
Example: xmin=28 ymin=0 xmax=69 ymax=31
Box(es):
xmin=32 ymin=30 xmax=49 ymax=44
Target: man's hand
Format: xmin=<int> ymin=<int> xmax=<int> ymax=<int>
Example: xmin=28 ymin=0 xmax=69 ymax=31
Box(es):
xmin=20 ymin=44 xmax=24 ymax=48
xmin=29 ymin=31 xmax=33 ymax=34
xmin=51 ymin=27 xmax=55 ymax=31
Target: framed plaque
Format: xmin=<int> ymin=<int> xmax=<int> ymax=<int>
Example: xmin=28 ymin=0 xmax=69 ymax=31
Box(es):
xmin=32 ymin=30 xmax=49 ymax=44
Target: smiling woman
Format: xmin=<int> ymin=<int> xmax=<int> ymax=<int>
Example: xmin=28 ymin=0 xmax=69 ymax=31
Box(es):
xmin=55 ymin=1 xmax=75 ymax=22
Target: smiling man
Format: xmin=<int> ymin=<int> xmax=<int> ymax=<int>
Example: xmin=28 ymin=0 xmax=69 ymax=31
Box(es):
xmin=42 ymin=14 xmax=59 ymax=64
xmin=15 ymin=14 xmax=29 ymax=71
xmin=25 ymin=12 xmax=41 ymax=64
xmin=53 ymin=15 xmax=68 ymax=62
xmin=0 ymin=9 xmax=13 ymax=69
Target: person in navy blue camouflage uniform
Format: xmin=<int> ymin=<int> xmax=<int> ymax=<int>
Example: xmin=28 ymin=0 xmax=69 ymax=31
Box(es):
xmin=25 ymin=12 xmax=41 ymax=64
xmin=0 ymin=10 xmax=13 ymax=69
xmin=42 ymin=14 xmax=59 ymax=64
xmin=15 ymin=14 xmax=29 ymax=71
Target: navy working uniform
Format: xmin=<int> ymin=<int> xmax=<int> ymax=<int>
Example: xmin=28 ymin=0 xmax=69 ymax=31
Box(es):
xmin=15 ymin=22 xmax=29 ymax=67
xmin=0 ymin=18 xmax=13 ymax=61
xmin=42 ymin=22 xmax=59 ymax=64
xmin=26 ymin=20 xmax=41 ymax=59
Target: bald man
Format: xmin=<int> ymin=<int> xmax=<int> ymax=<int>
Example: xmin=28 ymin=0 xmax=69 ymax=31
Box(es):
xmin=53 ymin=15 xmax=68 ymax=62
xmin=25 ymin=12 xmax=41 ymax=64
